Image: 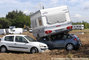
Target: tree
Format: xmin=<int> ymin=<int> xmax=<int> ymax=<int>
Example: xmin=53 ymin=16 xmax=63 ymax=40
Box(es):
xmin=6 ymin=10 xmax=31 ymax=28
xmin=0 ymin=18 xmax=11 ymax=28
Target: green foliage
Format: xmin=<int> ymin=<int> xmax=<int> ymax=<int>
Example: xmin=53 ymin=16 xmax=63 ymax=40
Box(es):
xmin=0 ymin=18 xmax=11 ymax=28
xmin=72 ymin=21 xmax=89 ymax=29
xmin=6 ymin=10 xmax=30 ymax=28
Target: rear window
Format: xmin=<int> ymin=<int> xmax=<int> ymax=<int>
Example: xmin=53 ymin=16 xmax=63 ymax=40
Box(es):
xmin=46 ymin=13 xmax=66 ymax=24
xmin=5 ymin=36 xmax=14 ymax=42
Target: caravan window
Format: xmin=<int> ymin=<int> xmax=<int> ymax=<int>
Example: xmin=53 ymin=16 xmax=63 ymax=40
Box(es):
xmin=46 ymin=12 xmax=66 ymax=24
xmin=38 ymin=17 xmax=43 ymax=26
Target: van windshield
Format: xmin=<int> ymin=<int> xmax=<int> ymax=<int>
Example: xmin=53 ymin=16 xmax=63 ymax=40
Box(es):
xmin=46 ymin=13 xmax=66 ymax=24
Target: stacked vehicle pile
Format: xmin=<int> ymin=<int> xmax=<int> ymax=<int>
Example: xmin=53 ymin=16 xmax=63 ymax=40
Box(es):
xmin=30 ymin=6 xmax=81 ymax=50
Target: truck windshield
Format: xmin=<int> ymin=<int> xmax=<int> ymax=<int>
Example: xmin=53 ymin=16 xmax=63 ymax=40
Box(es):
xmin=46 ymin=13 xmax=66 ymax=24
xmin=25 ymin=36 xmax=36 ymax=42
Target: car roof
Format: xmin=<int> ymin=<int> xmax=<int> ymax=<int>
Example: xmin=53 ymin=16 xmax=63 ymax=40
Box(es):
xmin=5 ymin=34 xmax=26 ymax=36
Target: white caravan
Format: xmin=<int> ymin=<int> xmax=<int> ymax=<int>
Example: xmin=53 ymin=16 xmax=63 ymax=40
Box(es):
xmin=31 ymin=6 xmax=72 ymax=38
xmin=72 ymin=25 xmax=84 ymax=30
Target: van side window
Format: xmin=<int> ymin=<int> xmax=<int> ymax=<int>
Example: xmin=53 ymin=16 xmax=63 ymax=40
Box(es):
xmin=38 ymin=17 xmax=42 ymax=26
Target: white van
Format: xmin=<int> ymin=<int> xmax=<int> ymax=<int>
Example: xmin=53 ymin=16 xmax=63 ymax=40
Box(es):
xmin=0 ymin=29 xmax=6 ymax=35
xmin=8 ymin=28 xmax=23 ymax=34
xmin=31 ymin=6 xmax=72 ymax=38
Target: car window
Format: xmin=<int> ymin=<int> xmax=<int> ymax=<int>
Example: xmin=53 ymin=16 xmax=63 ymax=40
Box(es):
xmin=51 ymin=34 xmax=72 ymax=40
xmin=61 ymin=35 xmax=67 ymax=40
xmin=62 ymin=34 xmax=72 ymax=39
xmin=51 ymin=35 xmax=63 ymax=41
xmin=15 ymin=36 xmax=28 ymax=43
xmin=5 ymin=36 xmax=14 ymax=42
xmin=24 ymin=36 xmax=36 ymax=42
xmin=67 ymin=35 xmax=72 ymax=39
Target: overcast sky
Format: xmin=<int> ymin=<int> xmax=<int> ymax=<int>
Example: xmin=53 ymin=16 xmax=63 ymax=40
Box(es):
xmin=0 ymin=0 xmax=89 ymax=22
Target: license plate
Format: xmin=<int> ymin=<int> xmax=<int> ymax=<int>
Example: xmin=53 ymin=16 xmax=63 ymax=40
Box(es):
xmin=55 ymin=29 xmax=64 ymax=32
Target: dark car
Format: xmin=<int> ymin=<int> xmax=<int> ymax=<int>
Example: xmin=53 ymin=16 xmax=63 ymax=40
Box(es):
xmin=38 ymin=33 xmax=81 ymax=51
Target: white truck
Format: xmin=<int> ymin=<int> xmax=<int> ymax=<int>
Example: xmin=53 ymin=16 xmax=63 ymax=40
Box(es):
xmin=31 ymin=6 xmax=72 ymax=39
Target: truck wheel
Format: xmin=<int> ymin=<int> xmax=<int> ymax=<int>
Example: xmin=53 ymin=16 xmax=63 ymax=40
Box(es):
xmin=0 ymin=46 xmax=7 ymax=53
xmin=66 ymin=44 xmax=74 ymax=51
xmin=30 ymin=47 xmax=39 ymax=54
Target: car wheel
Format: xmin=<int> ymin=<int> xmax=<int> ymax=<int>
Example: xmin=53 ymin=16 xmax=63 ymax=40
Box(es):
xmin=30 ymin=47 xmax=38 ymax=54
xmin=66 ymin=44 xmax=74 ymax=51
xmin=0 ymin=46 xmax=7 ymax=53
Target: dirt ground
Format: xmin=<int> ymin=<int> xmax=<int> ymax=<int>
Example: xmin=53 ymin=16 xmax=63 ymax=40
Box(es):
xmin=0 ymin=30 xmax=89 ymax=60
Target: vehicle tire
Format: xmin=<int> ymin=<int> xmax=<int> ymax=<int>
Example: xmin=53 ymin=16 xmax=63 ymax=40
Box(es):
xmin=66 ymin=44 xmax=74 ymax=51
xmin=30 ymin=47 xmax=39 ymax=54
xmin=0 ymin=46 xmax=7 ymax=53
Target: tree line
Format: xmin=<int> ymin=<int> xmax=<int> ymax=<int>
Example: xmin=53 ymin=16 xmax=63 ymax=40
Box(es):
xmin=0 ymin=10 xmax=31 ymax=28
xmin=72 ymin=21 xmax=89 ymax=29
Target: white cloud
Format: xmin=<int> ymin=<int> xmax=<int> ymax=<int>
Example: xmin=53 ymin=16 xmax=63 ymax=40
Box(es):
xmin=0 ymin=0 xmax=18 ymax=4
xmin=83 ymin=1 xmax=89 ymax=10
xmin=74 ymin=14 xmax=82 ymax=18
xmin=47 ymin=0 xmax=60 ymax=7
xmin=68 ymin=0 xmax=78 ymax=2
xmin=23 ymin=10 xmax=30 ymax=15
xmin=0 ymin=0 xmax=89 ymax=23
xmin=0 ymin=0 xmax=33 ymax=17
xmin=51 ymin=0 xmax=59 ymax=4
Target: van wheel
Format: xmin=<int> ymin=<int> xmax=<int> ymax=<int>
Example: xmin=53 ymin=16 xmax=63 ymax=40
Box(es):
xmin=30 ymin=47 xmax=39 ymax=54
xmin=0 ymin=46 xmax=7 ymax=53
xmin=66 ymin=44 xmax=74 ymax=51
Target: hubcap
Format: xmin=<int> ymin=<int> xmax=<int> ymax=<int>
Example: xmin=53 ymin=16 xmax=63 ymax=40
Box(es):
xmin=67 ymin=44 xmax=73 ymax=50
xmin=32 ymin=49 xmax=36 ymax=53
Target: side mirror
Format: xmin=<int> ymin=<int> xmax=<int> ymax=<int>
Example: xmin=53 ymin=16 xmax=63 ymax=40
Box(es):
xmin=24 ymin=41 xmax=28 ymax=43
